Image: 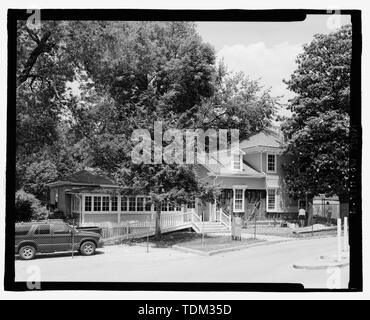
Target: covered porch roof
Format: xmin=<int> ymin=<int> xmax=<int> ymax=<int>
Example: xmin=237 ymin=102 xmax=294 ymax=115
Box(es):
xmin=65 ymin=186 xmax=127 ymax=195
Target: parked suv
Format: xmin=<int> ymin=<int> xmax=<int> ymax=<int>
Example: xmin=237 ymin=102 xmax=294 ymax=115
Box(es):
xmin=15 ymin=220 xmax=103 ymax=260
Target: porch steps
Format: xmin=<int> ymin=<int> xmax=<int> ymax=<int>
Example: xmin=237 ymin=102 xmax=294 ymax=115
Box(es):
xmin=192 ymin=221 xmax=230 ymax=234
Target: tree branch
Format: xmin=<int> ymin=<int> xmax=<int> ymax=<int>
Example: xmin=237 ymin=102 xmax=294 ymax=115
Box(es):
xmin=17 ymin=30 xmax=54 ymax=88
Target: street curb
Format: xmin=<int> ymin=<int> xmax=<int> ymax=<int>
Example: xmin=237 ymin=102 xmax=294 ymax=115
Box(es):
xmin=292 ymin=227 xmax=337 ymax=235
xmin=172 ymin=238 xmax=294 ymax=256
xmin=171 ymin=245 xmax=210 ymax=256
xmin=293 ymin=260 xmax=349 ymax=270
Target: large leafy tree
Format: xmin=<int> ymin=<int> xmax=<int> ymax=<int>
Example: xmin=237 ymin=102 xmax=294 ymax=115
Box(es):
xmin=16 ymin=21 xmax=92 ymax=204
xmin=16 ymin=21 xmax=276 ymax=229
xmin=74 ymin=22 xmax=219 ymax=234
xmin=282 ymin=24 xmax=352 ymax=220
xmin=194 ymin=61 xmax=276 ymax=139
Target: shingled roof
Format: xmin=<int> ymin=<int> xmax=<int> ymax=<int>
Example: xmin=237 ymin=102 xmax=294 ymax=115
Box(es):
xmin=48 ymin=169 xmax=117 ymax=187
xmin=239 ymin=126 xmax=285 ymax=152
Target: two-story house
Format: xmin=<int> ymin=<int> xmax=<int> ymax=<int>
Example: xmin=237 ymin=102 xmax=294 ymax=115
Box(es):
xmin=195 ymin=126 xmax=298 ymax=222
xmin=48 ymin=126 xmax=299 ymax=227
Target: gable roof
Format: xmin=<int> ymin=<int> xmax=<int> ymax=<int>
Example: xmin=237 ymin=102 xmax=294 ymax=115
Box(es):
xmin=48 ymin=169 xmax=117 ymax=187
xmin=239 ymin=126 xmax=285 ymax=153
xmin=197 ymin=149 xmax=264 ymax=177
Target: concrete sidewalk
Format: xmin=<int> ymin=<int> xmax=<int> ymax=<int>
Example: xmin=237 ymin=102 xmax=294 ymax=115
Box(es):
xmin=293 ymin=239 xmax=350 ymax=270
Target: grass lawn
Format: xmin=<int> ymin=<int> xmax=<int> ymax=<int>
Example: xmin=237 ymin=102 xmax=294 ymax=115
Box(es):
xmin=177 ymin=235 xmax=264 ymax=252
xmin=122 ymin=231 xmax=205 ymax=248
xmin=122 ymin=231 xmax=264 ymax=252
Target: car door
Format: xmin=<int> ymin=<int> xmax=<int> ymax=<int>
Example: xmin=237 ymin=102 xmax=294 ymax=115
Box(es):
xmin=51 ymin=223 xmax=73 ymax=252
xmin=34 ymin=224 xmax=53 ymax=253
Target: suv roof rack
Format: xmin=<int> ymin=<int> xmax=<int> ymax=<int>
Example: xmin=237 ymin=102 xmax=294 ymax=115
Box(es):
xmin=16 ymin=219 xmax=66 ymax=225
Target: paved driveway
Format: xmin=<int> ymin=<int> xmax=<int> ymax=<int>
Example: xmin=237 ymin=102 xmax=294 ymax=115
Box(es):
xmin=15 ymin=237 xmax=349 ymax=289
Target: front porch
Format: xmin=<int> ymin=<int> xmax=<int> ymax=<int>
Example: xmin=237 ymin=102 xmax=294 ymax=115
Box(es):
xmin=68 ymin=187 xmax=269 ymax=228
xmin=70 ymin=193 xmax=188 ymax=225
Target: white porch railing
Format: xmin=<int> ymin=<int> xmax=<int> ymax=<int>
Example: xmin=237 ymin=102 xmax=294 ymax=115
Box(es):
xmin=100 ymin=212 xmax=193 ymax=240
xmin=101 ymin=220 xmax=155 ymax=239
xmin=160 ymin=212 xmax=192 ymax=230
xmin=191 ymin=211 xmax=202 ymax=223
xmin=98 ymin=210 xmax=230 ymax=240
xmin=220 ymin=209 xmax=231 ymax=229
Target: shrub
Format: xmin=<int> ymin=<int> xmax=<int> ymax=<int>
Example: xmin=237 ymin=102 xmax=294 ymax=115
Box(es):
xmin=15 ymin=190 xmax=49 ymax=222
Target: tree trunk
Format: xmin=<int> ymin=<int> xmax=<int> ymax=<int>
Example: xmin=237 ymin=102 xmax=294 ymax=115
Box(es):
xmin=155 ymin=205 xmax=161 ymax=235
xmin=339 ymin=193 xmax=349 ymax=220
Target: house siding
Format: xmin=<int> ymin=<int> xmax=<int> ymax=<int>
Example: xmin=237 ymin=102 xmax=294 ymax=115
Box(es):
xmin=244 ymin=153 xmax=261 ymax=172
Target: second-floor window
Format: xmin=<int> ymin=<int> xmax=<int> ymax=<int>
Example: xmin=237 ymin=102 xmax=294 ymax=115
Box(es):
xmin=233 ymin=154 xmax=242 ymax=171
xmin=267 ymin=154 xmax=276 ymax=172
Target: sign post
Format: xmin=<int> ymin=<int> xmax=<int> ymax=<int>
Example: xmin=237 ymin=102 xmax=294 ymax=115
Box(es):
xmin=202 ymin=212 xmax=205 ymax=246
xmin=343 ymin=216 xmax=349 ymax=252
xmin=71 ymin=219 xmax=75 ymax=259
xmin=337 ymin=218 xmax=342 ymax=262
xmin=146 ymin=215 xmax=150 ymax=253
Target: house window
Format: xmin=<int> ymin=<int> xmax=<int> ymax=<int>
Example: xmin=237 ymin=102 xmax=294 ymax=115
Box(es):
xmin=102 ymin=196 xmax=110 ymax=211
xmin=137 ymin=197 xmax=144 ymax=211
xmin=233 ymin=154 xmax=242 ymax=171
xmin=161 ymin=201 xmax=168 ymax=212
xmin=121 ymin=197 xmax=127 ymax=211
xmin=176 ymin=204 xmax=182 ymax=211
xmin=111 ymin=196 xmax=118 ymax=211
xmin=129 ymin=197 xmax=136 ymax=211
xmin=187 ymin=198 xmax=196 ymax=209
xmin=267 ymin=154 xmax=276 ymax=172
xmin=168 ymin=202 xmax=175 ymax=211
xmin=85 ymin=196 xmax=92 ymax=212
xmin=145 ymin=197 xmax=152 ymax=211
xmin=233 ymin=189 xmax=244 ymax=212
xmin=93 ymin=196 xmax=101 ymax=211
xmin=267 ymin=189 xmax=276 ymax=211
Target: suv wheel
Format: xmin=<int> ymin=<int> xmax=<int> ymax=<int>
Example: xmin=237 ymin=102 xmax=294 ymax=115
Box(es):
xmin=19 ymin=245 xmax=36 ymax=260
xmin=80 ymin=241 xmax=96 ymax=256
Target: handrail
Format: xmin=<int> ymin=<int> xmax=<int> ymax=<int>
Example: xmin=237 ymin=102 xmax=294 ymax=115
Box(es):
xmin=161 ymin=212 xmax=191 ymax=228
xmin=220 ymin=209 xmax=231 ymax=228
xmin=191 ymin=211 xmax=202 ymax=223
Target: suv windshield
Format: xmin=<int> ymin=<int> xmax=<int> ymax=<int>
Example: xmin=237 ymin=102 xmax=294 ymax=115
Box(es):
xmin=52 ymin=223 xmax=71 ymax=234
